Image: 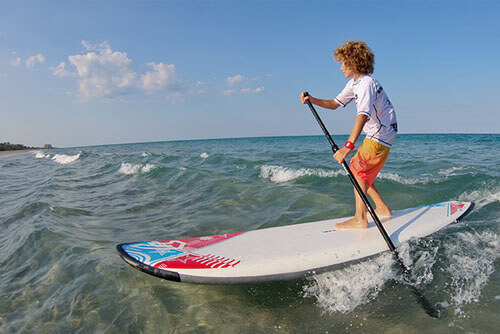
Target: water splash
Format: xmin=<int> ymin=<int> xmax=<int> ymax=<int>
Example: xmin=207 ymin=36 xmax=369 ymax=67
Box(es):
xmin=303 ymin=253 xmax=395 ymax=314
xmin=459 ymin=185 xmax=500 ymax=209
xmin=444 ymin=231 xmax=500 ymax=315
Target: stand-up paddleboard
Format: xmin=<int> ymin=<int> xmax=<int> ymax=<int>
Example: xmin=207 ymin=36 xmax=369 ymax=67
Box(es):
xmin=117 ymin=201 xmax=473 ymax=284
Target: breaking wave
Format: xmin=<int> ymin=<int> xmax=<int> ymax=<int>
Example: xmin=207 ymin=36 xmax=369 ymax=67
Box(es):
xmin=258 ymin=165 xmax=482 ymax=185
xmin=51 ymin=152 xmax=81 ymax=165
xmin=259 ymin=165 xmax=344 ymax=183
xmin=34 ymin=151 xmax=50 ymax=159
xmin=118 ymin=162 xmax=157 ymax=175
xmin=33 ymin=151 xmax=82 ymax=164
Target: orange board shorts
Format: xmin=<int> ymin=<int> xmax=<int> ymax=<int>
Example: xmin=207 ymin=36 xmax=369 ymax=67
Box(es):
xmin=349 ymin=138 xmax=390 ymax=188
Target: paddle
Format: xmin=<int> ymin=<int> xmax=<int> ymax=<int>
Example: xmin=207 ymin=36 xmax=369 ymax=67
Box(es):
xmin=303 ymin=92 xmax=440 ymax=318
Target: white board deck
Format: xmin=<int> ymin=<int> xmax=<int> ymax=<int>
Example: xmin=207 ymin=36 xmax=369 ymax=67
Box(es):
xmin=117 ymin=201 xmax=473 ymax=284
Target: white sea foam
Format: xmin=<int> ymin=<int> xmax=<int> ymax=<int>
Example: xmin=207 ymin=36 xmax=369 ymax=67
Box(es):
xmin=306 ymin=224 xmax=500 ymax=316
xmin=119 ymin=163 xmax=141 ymax=175
xmin=377 ymin=168 xmax=474 ymax=185
xmin=459 ymin=186 xmax=500 ymax=209
xmin=51 ymin=152 xmax=81 ymax=165
xmin=378 ymin=166 xmax=475 ymax=185
xmin=444 ymin=231 xmax=500 ymax=315
xmin=303 ymin=253 xmax=395 ymax=314
xmin=259 ymin=165 xmax=443 ymax=185
xmin=396 ymin=240 xmax=439 ymax=286
xmin=34 ymin=151 xmax=50 ymax=159
xmin=141 ymin=163 xmax=157 ymax=173
xmin=377 ymin=172 xmax=434 ymax=185
xmin=438 ymin=166 xmax=470 ymax=177
xmin=119 ymin=162 xmax=157 ymax=175
xmin=200 ymin=152 xmax=209 ymax=159
xmin=260 ymin=165 xmax=344 ymax=183
xmin=260 ymin=164 xmax=476 ymax=186
xmin=142 ymin=152 xmax=151 ymax=157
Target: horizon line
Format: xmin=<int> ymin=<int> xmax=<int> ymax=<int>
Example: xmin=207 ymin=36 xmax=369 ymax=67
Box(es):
xmin=60 ymin=132 xmax=499 ymax=149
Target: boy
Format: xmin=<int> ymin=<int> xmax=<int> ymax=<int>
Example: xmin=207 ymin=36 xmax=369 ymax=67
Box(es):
xmin=300 ymin=40 xmax=397 ymax=229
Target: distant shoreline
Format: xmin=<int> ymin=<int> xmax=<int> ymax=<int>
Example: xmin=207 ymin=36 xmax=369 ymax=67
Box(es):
xmin=0 ymin=149 xmax=33 ymax=157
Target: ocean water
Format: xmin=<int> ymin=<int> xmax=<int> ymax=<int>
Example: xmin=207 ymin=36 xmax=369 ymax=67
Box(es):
xmin=1 ymin=134 xmax=499 ymax=333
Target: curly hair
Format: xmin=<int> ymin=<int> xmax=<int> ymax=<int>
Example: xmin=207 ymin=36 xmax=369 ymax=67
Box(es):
xmin=334 ymin=41 xmax=375 ymax=74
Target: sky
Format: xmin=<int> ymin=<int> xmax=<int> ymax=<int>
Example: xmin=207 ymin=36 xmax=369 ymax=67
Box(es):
xmin=1 ymin=0 xmax=499 ymax=148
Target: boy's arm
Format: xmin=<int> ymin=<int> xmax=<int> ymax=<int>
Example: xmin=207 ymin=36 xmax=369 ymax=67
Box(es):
xmin=301 ymin=93 xmax=340 ymax=110
xmin=333 ymin=114 xmax=368 ymax=163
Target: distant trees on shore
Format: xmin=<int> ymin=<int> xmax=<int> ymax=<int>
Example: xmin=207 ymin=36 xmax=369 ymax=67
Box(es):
xmin=0 ymin=142 xmax=34 ymax=151
xmin=0 ymin=142 xmax=54 ymax=151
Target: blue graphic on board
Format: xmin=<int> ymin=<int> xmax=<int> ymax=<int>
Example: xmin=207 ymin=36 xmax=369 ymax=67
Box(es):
xmin=122 ymin=242 xmax=184 ymax=266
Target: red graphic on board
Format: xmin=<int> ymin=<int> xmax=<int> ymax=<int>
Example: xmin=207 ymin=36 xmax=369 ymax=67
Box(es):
xmin=156 ymin=253 xmax=241 ymax=270
xmin=449 ymin=202 xmax=465 ymax=216
xmin=154 ymin=232 xmax=244 ymax=269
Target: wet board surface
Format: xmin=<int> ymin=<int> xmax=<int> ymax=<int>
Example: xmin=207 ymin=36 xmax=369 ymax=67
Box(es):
xmin=117 ymin=201 xmax=473 ymax=284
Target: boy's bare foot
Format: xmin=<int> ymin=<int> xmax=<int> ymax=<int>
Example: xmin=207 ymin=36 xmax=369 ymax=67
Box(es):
xmin=335 ymin=217 xmax=369 ymax=229
xmin=375 ymin=207 xmax=392 ymax=218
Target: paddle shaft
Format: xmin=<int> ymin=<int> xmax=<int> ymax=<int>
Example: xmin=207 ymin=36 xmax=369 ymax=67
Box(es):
xmin=303 ymin=92 xmax=439 ymax=317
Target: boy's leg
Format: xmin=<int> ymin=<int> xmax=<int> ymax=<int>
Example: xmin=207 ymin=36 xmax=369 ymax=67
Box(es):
xmin=367 ymin=183 xmax=392 ymax=218
xmin=335 ymin=182 xmax=391 ymax=229
xmin=335 ymin=138 xmax=391 ymax=229
xmin=335 ymin=180 xmax=369 ymax=229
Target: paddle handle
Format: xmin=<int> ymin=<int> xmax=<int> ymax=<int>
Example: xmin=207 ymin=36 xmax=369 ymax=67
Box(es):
xmin=302 ymin=93 xmax=340 ymax=153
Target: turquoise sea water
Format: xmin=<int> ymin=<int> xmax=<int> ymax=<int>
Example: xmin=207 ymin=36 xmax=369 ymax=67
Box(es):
xmin=1 ymin=134 xmax=499 ymax=333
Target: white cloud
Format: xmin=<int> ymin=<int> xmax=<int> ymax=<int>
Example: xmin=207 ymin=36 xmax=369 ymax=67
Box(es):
xmin=25 ymin=54 xmax=45 ymax=68
xmin=67 ymin=41 xmax=136 ymax=102
xmin=82 ymin=41 xmax=97 ymax=51
xmin=10 ymin=57 xmax=21 ymax=66
xmin=226 ymin=74 xmax=246 ymax=86
xmin=240 ymin=87 xmax=264 ymax=94
xmin=222 ymin=89 xmax=236 ymax=96
xmin=51 ymin=62 xmax=73 ymax=77
xmin=52 ymin=41 xmax=205 ymax=103
xmin=223 ymin=74 xmax=265 ymax=95
xmin=140 ymin=62 xmax=184 ymax=91
xmin=189 ymin=81 xmax=207 ymax=95
xmin=165 ymin=91 xmax=186 ymax=103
